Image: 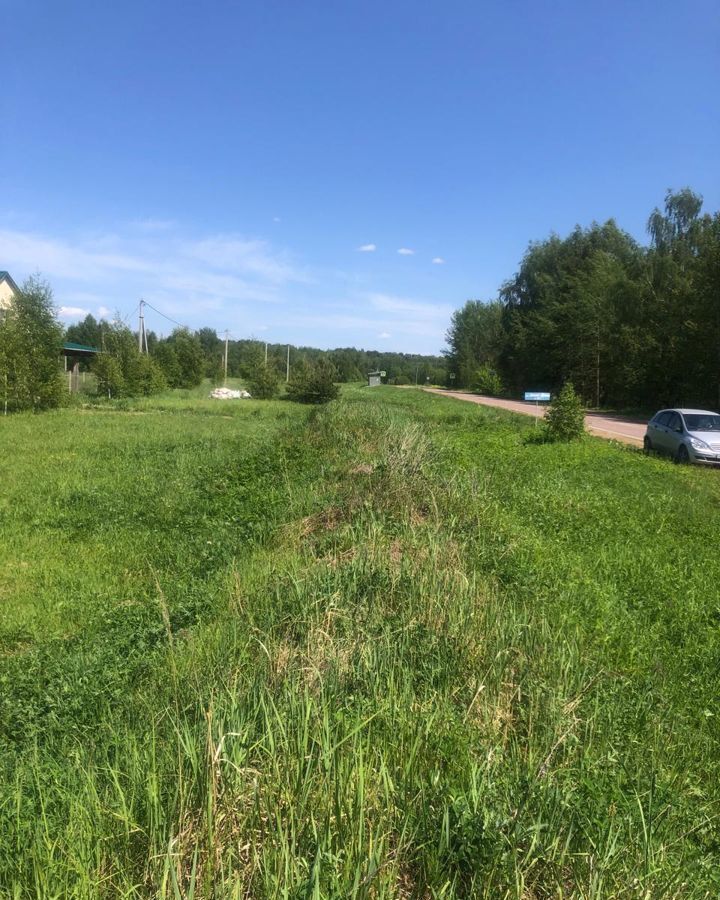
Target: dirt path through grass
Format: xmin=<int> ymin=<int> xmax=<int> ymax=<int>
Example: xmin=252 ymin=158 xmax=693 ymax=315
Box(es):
xmin=425 ymin=388 xmax=647 ymax=445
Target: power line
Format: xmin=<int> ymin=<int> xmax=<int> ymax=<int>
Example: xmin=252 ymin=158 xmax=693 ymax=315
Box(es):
xmin=112 ymin=300 xmax=284 ymax=349
xmin=119 ymin=303 xmax=139 ymax=327
xmin=142 ymin=300 xmax=191 ymax=332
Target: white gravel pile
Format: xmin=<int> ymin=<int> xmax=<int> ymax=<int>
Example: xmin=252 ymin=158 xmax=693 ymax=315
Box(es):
xmin=209 ymin=388 xmax=252 ymax=400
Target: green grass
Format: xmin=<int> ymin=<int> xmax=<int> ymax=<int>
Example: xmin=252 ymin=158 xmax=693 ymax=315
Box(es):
xmin=1 ymin=384 xmax=719 ymax=897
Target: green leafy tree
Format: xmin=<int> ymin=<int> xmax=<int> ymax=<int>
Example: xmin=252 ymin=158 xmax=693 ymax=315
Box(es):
xmin=153 ymin=342 xmax=182 ymax=387
xmin=65 ymin=313 xmax=104 ymax=349
xmin=473 ymin=364 xmax=504 ymax=396
xmin=134 ymin=354 xmax=167 ymax=395
xmin=499 ymin=221 xmax=645 ymax=405
xmin=0 ymin=275 xmax=64 ymax=412
xmin=102 ymin=321 xmax=144 ymax=396
xmin=92 ymin=353 xmax=124 ymax=398
xmin=543 ymin=383 xmax=585 ymax=442
xmin=643 ymin=188 xmax=710 ymax=407
xmin=166 ymin=329 xmax=204 ymax=388
xmin=286 ymin=357 xmax=340 ymax=404
xmin=196 ymin=327 xmax=220 ymax=358
xmin=445 ymin=300 xmax=504 ymax=388
xmin=207 ymin=355 xmax=225 ymax=386
xmin=197 ymin=327 xmax=224 ymax=382
xmin=248 ymin=361 xmax=280 ymax=399
xmin=91 ymin=320 xmax=165 ymax=397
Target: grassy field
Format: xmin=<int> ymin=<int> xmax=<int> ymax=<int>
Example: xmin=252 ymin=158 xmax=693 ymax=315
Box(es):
xmin=1 ymin=385 xmax=720 ymax=897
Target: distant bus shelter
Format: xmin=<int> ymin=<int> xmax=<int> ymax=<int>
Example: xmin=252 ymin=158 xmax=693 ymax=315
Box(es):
xmin=367 ymin=370 xmax=385 ymax=387
xmin=62 ymin=342 xmax=99 ymax=392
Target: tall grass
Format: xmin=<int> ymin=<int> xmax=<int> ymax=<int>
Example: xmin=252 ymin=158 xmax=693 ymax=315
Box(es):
xmin=1 ymin=386 xmax=719 ymax=896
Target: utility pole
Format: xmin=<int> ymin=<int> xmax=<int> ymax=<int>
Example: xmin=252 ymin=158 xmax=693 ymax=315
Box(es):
xmin=223 ymin=330 xmax=229 ymax=385
xmin=286 ymin=344 xmax=290 ymax=382
xmin=138 ymin=300 xmax=146 ymax=353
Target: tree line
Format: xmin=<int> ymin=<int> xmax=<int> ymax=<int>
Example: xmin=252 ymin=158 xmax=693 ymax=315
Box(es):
xmin=446 ymin=188 xmax=720 ymax=410
xmin=65 ymin=315 xmax=447 ymax=395
xmin=0 ymin=278 xmax=447 ymax=411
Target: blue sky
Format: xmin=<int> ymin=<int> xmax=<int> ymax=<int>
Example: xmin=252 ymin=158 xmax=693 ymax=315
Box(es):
xmin=2 ymin=0 xmax=718 ymax=354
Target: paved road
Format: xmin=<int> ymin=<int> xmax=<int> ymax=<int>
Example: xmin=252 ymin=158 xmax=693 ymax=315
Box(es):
xmin=425 ymin=390 xmax=647 ymax=446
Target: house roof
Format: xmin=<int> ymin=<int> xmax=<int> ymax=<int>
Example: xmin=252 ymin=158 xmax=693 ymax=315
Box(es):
xmin=62 ymin=342 xmax=100 ymax=356
xmin=0 ymin=271 xmax=20 ymax=294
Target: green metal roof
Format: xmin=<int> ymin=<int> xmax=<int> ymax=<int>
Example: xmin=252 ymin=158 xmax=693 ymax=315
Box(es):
xmin=62 ymin=342 xmax=100 ymax=354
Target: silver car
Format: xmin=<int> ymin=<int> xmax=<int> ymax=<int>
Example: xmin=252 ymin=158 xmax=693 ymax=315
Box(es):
xmin=644 ymin=408 xmax=720 ymax=464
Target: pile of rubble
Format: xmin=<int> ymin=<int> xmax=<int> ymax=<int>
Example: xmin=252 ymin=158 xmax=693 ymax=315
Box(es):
xmin=209 ymin=387 xmax=252 ymax=400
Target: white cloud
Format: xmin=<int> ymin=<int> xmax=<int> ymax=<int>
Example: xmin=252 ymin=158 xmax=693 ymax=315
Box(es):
xmin=0 ymin=229 xmax=152 ymax=280
xmin=184 ymin=235 xmax=307 ymax=284
xmin=357 ymin=243 xmax=376 ymax=252
xmin=1 ymin=223 xmax=452 ymax=353
xmin=273 ymin=217 xmax=281 ymax=223
xmin=132 ymin=218 xmax=177 ymax=232
xmin=366 ymin=292 xmax=452 ymax=319
xmin=161 ymin=270 xmax=280 ymax=305
xmin=279 ymin=291 xmax=452 ymax=350
xmin=432 ymin=257 xmax=445 ymax=264
xmin=0 ymin=226 xmax=309 ymax=330
xmin=397 ymin=248 xmax=415 ymax=256
xmin=285 ymin=308 xmax=445 ymax=342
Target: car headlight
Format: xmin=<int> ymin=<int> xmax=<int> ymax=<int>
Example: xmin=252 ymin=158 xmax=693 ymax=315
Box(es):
xmin=689 ymin=437 xmax=711 ymax=451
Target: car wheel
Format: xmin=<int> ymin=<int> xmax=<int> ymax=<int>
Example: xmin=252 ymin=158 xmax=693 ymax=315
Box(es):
xmin=643 ymin=436 xmax=652 ymax=455
xmin=676 ymin=444 xmax=690 ymax=465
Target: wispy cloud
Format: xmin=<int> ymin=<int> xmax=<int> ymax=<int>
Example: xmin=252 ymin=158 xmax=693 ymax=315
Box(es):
xmin=357 ymin=243 xmax=376 ymax=252
xmin=273 ymin=216 xmax=281 ymax=223
xmin=281 ymin=292 xmax=451 ymax=348
xmin=366 ymin=292 xmax=452 ymax=319
xmin=285 ymin=307 xmax=446 ymax=343
xmin=0 ymin=230 xmax=152 ymax=280
xmin=1 ymin=223 xmax=452 ymax=352
xmin=0 ymin=226 xmax=309 ymax=328
xmin=131 ymin=218 xmax=177 ymax=232
xmin=183 ymin=235 xmax=307 ymax=284
xmin=432 ymin=257 xmax=445 ymax=264
xmin=397 ymin=247 xmax=415 ymax=256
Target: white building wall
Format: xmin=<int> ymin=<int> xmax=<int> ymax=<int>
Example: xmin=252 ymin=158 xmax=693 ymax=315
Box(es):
xmin=0 ymin=280 xmax=17 ymax=310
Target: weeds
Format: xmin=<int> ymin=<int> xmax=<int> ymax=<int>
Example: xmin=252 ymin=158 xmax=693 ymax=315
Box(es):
xmin=1 ymin=386 xmax=719 ymax=896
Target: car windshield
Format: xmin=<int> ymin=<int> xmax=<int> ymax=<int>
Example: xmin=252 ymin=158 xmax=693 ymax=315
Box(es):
xmin=684 ymin=414 xmax=720 ymax=431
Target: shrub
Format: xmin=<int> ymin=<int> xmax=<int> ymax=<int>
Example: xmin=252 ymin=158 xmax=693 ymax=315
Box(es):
xmin=92 ymin=353 xmax=125 ymax=398
xmin=248 ymin=363 xmax=280 ymax=400
xmin=135 ymin=355 xmax=167 ymax=396
xmin=0 ymin=275 xmax=64 ymax=412
xmin=392 ymin=375 xmax=410 ymax=385
xmin=206 ymin=355 xmax=225 ymax=386
xmin=91 ymin=326 xmax=167 ymax=398
xmin=153 ymin=342 xmax=181 ymax=387
xmin=473 ymin=365 xmax=504 ymax=397
xmin=543 ymin=382 xmax=585 ymax=442
xmin=286 ymin=358 xmax=340 ymax=404
xmin=166 ymin=329 xmax=204 ymax=388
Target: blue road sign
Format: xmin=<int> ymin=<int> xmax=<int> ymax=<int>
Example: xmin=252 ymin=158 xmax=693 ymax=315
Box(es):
xmin=524 ymin=391 xmax=551 ymax=402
